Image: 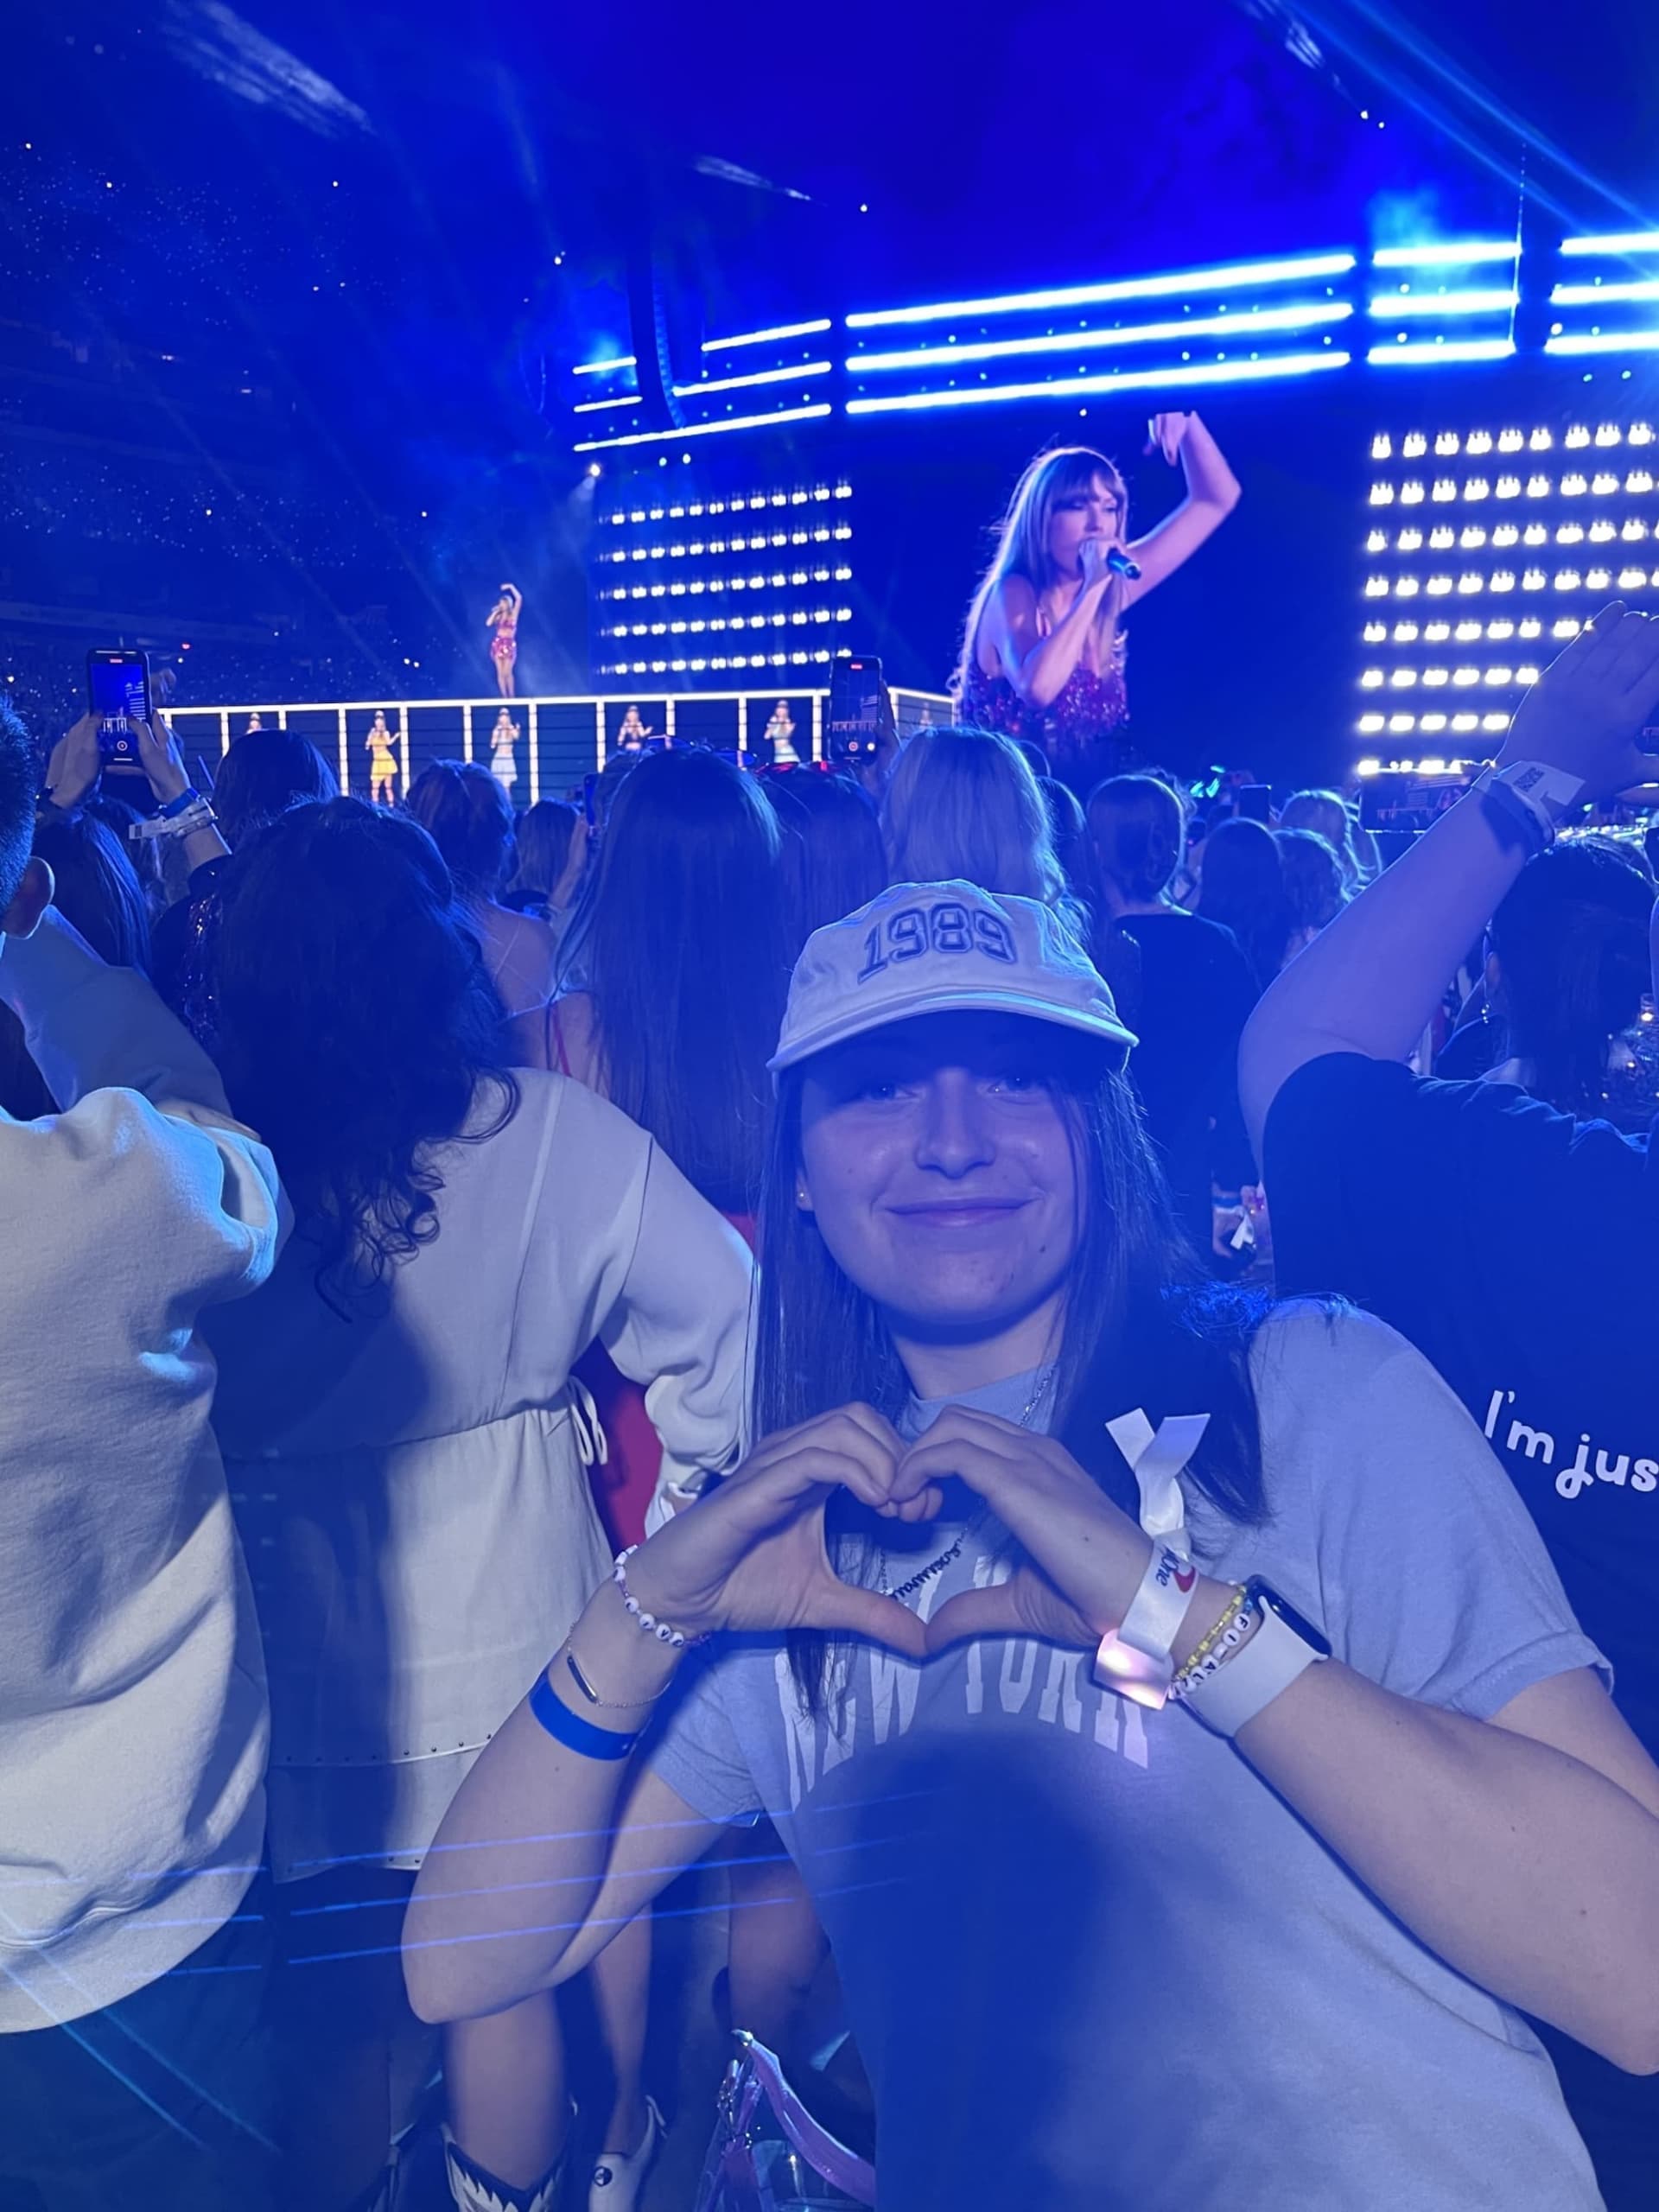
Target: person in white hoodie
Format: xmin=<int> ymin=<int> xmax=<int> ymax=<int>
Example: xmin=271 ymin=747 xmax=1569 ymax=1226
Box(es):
xmin=0 ymin=699 xmax=286 ymax=2209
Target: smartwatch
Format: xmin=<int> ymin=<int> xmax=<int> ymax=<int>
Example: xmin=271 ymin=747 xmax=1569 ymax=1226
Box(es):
xmin=1181 ymin=1579 xmax=1331 ymax=1738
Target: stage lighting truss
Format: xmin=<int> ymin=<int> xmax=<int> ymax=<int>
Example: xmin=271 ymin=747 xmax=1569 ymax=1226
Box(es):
xmin=1356 ymin=421 xmax=1659 ymax=735
xmin=594 ymin=480 xmax=855 ymax=682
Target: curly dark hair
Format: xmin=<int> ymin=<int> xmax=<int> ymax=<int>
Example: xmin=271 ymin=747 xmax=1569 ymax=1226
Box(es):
xmin=209 ymin=798 xmax=518 ymax=1303
xmin=0 ymin=700 xmax=37 ymax=914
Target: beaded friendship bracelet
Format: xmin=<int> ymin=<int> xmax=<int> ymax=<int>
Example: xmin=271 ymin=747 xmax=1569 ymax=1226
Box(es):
xmin=613 ymin=1545 xmax=705 ymax=1650
xmin=1171 ymin=1585 xmax=1260 ymax=1704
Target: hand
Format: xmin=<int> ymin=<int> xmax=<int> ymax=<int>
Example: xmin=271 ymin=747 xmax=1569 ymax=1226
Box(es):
xmin=43 ymin=715 xmax=105 ymax=810
xmin=892 ymin=1406 xmax=1153 ymax=1655
xmin=1147 ymin=410 xmax=1194 ymax=465
xmin=1496 ymin=602 xmax=1659 ymax=798
xmin=1077 ymin=537 xmax=1129 ymax=601
xmin=133 ymin=715 xmax=191 ymax=804
xmin=622 ymin=1405 xmax=933 ymax=1656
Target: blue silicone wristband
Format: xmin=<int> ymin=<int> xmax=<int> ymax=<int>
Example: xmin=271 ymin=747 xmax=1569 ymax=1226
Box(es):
xmin=527 ymin=1668 xmax=639 ymax=1760
xmin=160 ymin=786 xmax=202 ymax=820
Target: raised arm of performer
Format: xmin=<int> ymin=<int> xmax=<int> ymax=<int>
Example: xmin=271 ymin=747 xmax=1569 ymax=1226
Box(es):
xmin=970 ymin=415 xmax=1240 ymax=714
xmin=1123 ymin=410 xmax=1243 ymax=601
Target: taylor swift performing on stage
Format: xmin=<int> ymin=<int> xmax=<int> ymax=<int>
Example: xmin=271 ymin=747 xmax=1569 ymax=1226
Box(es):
xmin=959 ymin=413 xmax=1241 ymax=792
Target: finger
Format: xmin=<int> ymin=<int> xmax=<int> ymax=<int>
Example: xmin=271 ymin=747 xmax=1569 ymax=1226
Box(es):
xmin=898 ymin=1431 xmax=1029 ymax=1509
xmin=833 ymin=1401 xmax=907 ymax=1457
xmin=1562 ymin=601 xmax=1629 ymax=682
xmin=924 ymin=1583 xmax=1027 ymax=1651
xmin=887 ymin=1481 xmax=944 ymax=1523
xmin=1603 ymin=610 xmax=1659 ymax=703
xmin=719 ymin=1445 xmax=866 ymax=1522
xmin=814 ymin=1580 xmax=929 ymax=1658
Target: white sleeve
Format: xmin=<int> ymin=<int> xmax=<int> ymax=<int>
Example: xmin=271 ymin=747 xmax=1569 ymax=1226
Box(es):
xmin=0 ymin=909 xmax=287 ymax=1303
xmin=595 ymin=1141 xmax=753 ymax=1523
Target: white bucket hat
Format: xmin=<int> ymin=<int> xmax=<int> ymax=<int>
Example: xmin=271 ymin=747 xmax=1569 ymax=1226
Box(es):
xmin=768 ymin=879 xmax=1137 ymax=1077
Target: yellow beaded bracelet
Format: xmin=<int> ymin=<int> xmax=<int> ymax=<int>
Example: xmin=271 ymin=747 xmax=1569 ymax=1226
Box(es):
xmin=1179 ymin=1584 xmax=1249 ymax=1677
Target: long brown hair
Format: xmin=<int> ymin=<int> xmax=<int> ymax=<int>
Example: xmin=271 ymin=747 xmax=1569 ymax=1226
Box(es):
xmin=957 ymin=445 xmax=1129 ymax=690
xmin=754 ymin=1030 xmax=1275 ymax=1713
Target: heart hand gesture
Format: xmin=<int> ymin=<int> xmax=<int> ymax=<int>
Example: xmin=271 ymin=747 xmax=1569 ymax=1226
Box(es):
xmin=622 ymin=1405 xmax=938 ymax=1657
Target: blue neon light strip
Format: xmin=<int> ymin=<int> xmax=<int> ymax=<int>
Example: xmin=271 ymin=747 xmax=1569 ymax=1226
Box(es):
xmin=1560 ymin=232 xmax=1659 ymax=257
xmin=1544 ymin=331 xmax=1659 ymax=355
xmin=1364 ymin=289 xmax=1517 ymax=317
xmin=1551 ymin=279 xmax=1659 ymax=306
xmin=574 ymin=355 xmax=637 ymax=376
xmin=844 ymin=253 xmax=1356 ymax=330
xmin=845 ymin=351 xmax=1350 ymax=416
xmin=574 ymin=392 xmax=643 ymax=414
xmin=574 ymin=403 xmax=833 ymax=453
xmin=702 ymin=319 xmax=833 ymax=351
xmin=851 ymin=302 xmax=1351 ymax=373
xmin=671 ymin=361 xmax=832 ymax=397
xmin=1371 ymin=242 xmax=1516 ymax=268
xmin=1365 ymin=339 xmax=1517 ymax=365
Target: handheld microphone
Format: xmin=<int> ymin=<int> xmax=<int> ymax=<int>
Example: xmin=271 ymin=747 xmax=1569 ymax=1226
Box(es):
xmin=1107 ymin=547 xmax=1142 ymax=582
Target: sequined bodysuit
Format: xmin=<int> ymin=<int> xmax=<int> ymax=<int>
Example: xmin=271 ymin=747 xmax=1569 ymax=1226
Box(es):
xmin=960 ymin=632 xmax=1131 ymax=793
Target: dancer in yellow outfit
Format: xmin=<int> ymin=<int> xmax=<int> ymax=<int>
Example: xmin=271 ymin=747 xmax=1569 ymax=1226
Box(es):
xmin=365 ymin=711 xmax=399 ymax=805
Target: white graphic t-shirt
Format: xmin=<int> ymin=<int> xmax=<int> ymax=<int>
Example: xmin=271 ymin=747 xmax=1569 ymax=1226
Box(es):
xmin=647 ymin=1306 xmax=1606 ymax=2210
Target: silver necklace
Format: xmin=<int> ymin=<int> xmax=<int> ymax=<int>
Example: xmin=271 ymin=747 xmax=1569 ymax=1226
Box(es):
xmin=876 ymin=1364 xmax=1057 ymax=1605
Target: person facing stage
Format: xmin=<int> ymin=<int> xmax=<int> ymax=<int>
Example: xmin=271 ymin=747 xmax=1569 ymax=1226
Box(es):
xmin=958 ymin=415 xmax=1241 ymax=793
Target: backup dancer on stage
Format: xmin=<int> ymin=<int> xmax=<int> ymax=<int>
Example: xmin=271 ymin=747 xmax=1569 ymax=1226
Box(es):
xmin=487 ymin=582 xmax=524 ymax=698
xmin=365 ymin=711 xmax=399 ymax=806
xmin=763 ymin=699 xmax=801 ymax=766
xmin=490 ymin=707 xmax=520 ymax=797
xmin=959 ymin=415 xmax=1240 ymax=792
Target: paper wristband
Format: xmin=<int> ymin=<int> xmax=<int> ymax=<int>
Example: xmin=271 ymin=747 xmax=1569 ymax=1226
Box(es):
xmin=528 ymin=1668 xmax=639 ymax=1760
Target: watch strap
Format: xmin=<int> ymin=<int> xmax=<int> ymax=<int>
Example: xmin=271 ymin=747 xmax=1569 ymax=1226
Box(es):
xmin=1181 ymin=1591 xmax=1325 ymax=1738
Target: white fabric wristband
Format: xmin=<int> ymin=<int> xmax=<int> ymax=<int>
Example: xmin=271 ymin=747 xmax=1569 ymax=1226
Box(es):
xmin=1181 ymin=1598 xmax=1325 ymax=1738
xmin=1093 ymin=1540 xmax=1200 ymax=1710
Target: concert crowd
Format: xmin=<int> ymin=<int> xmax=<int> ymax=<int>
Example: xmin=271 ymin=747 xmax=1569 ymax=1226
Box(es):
xmin=3 ymin=436 xmax=1659 ymax=2212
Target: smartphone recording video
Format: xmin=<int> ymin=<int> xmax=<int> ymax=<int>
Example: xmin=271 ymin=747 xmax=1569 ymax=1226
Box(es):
xmin=86 ymin=649 xmax=153 ymax=775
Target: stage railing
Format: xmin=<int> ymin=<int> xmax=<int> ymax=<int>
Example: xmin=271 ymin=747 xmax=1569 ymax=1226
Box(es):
xmin=166 ymin=684 xmax=954 ymax=803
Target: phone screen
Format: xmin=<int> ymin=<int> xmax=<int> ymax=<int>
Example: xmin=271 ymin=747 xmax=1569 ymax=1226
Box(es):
xmin=829 ymin=656 xmax=884 ymax=760
xmin=1236 ymin=784 xmax=1273 ymax=823
xmin=87 ymin=652 xmax=152 ymax=769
